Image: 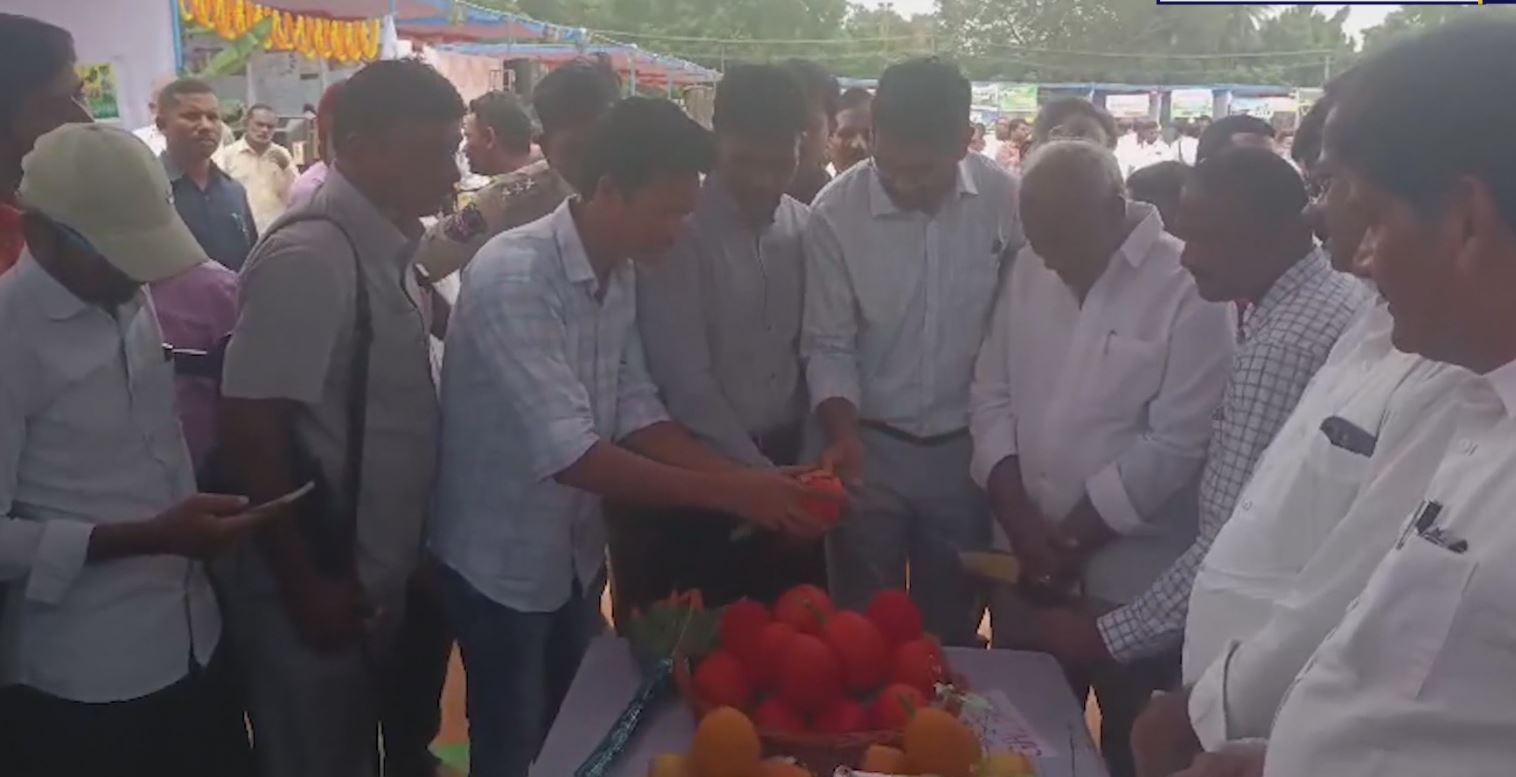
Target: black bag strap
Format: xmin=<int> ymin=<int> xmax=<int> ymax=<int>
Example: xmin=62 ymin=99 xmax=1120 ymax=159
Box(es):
xmin=266 ymin=214 xmax=371 ymax=571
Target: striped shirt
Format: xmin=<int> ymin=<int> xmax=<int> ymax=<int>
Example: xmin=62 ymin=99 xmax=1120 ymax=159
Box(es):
xmin=429 ymin=199 xmax=668 ymax=613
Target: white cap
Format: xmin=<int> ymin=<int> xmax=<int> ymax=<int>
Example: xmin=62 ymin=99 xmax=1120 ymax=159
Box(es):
xmin=19 ymin=123 xmax=208 ymax=283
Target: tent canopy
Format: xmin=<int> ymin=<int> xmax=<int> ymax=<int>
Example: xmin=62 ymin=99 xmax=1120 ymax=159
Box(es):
xmin=437 ymin=41 xmax=718 ymax=87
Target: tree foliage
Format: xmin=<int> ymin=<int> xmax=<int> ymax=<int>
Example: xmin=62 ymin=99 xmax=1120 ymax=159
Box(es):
xmin=475 ymin=0 xmax=1483 ymax=85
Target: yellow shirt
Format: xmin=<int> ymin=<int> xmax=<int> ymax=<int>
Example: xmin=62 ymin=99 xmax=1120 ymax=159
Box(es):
xmin=217 ymin=137 xmax=296 ymax=233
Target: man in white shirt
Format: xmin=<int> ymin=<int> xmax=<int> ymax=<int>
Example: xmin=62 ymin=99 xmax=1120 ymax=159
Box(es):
xmin=217 ymin=103 xmax=295 ymax=232
xmin=0 ymin=123 xmax=278 ymax=777
xmin=626 ymin=65 xmax=819 ymax=610
xmin=971 ymin=140 xmax=1235 ymax=777
xmin=804 ymin=58 xmax=1023 ymax=646
xmin=1127 ymin=75 xmax=1473 ymax=777
xmin=431 ymin=98 xmax=833 ymax=777
xmin=1257 ymin=20 xmax=1516 ymax=777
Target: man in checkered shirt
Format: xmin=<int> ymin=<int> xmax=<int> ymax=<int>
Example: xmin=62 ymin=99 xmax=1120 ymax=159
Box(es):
xmin=1030 ymin=149 xmax=1365 ymax=708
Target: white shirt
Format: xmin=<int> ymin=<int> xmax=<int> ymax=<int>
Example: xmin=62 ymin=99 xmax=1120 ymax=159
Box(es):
xmin=429 ymin=201 xmax=669 ymax=613
xmin=133 ymin=124 xmax=167 ymax=156
xmin=216 ymin=137 xmax=296 ymax=233
xmin=1186 ymin=302 xmax=1474 ymax=747
xmin=1264 ymin=358 xmax=1516 ymax=777
xmin=0 ymin=253 xmax=218 ymax=702
xmin=803 ymin=155 xmax=1023 ymax=437
xmin=970 ymin=201 xmax=1235 ymax=604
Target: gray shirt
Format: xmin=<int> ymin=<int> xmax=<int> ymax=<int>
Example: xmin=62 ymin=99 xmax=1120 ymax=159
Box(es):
xmin=637 ymin=178 xmax=808 ymax=466
xmin=222 ymin=169 xmax=438 ymax=603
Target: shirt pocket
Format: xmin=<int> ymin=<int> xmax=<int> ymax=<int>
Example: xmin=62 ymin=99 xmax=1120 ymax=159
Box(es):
xmin=1090 ymin=334 xmax=1166 ymax=420
xmin=1338 ymin=532 xmax=1475 ymax=699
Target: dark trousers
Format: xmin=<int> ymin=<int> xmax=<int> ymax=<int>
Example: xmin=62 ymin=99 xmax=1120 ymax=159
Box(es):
xmin=0 ymin=650 xmax=252 ymax=777
xmin=1070 ymin=652 xmax=1182 ymax=777
xmin=606 ymin=423 xmax=826 ymax=622
xmin=380 ymin=570 xmax=455 ymax=777
xmin=439 ymin=563 xmax=602 ymax=777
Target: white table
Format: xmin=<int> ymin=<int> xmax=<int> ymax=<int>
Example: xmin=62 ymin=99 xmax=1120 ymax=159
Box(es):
xmin=532 ymin=637 xmax=1107 ymax=777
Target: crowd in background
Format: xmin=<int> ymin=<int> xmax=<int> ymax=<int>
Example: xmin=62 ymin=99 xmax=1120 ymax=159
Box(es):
xmin=3 ymin=9 xmax=1516 ymax=777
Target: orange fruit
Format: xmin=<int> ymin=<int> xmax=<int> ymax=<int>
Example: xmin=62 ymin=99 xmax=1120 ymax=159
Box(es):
xmin=859 ymin=744 xmax=909 ymax=774
xmin=903 ymin=708 xmax=982 ymax=777
xmin=690 ymin=706 xmax=762 ymax=777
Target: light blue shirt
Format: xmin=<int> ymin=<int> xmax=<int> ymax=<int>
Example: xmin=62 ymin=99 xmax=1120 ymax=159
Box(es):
xmin=637 ymin=177 xmax=809 ymax=466
xmin=429 ymin=200 xmax=668 ymax=613
xmin=802 ymin=153 xmax=1024 ymax=437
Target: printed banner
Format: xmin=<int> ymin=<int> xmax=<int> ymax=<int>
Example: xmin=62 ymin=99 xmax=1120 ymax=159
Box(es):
xmin=77 ymin=62 xmax=120 ymax=121
xmin=997 ymin=84 xmax=1039 ymax=114
xmin=1171 ymin=88 xmax=1214 ymax=119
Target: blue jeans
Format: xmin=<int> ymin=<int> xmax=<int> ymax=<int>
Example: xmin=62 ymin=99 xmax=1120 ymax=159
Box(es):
xmin=438 ymin=564 xmax=602 ymax=777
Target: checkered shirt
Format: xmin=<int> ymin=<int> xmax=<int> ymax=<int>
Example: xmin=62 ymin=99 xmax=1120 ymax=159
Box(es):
xmin=429 ymin=200 xmax=669 ymax=613
xmin=1097 ymin=249 xmax=1366 ymax=661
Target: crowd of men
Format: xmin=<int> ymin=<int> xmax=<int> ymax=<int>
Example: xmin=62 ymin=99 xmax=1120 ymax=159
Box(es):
xmin=2 ymin=8 xmax=1516 ymax=777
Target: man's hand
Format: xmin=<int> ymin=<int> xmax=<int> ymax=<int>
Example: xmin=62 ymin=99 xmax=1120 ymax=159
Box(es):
xmin=1133 ymin=690 xmax=1203 ymax=777
xmin=1030 ymin=605 xmax=1113 ymax=669
xmin=720 ymin=469 xmax=840 ymax=541
xmin=819 ymin=432 xmax=864 ymax=486
xmin=284 ymin=573 xmax=370 ymax=653
xmin=148 ymin=493 xmax=280 ymax=559
xmin=1172 ymin=743 xmax=1265 ymax=777
xmin=1060 ymin=497 xmax=1118 ymax=562
xmin=1000 ymin=508 xmax=1079 ymax=588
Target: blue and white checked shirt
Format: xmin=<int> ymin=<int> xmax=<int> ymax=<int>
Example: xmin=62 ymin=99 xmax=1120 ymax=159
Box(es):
xmin=802 ymin=154 xmax=1023 ymax=436
xmin=429 ymin=200 xmax=669 ymax=613
xmin=1097 ymin=249 xmax=1366 ymax=661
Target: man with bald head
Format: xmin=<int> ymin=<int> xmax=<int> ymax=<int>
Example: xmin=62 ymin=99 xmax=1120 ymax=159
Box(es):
xmin=971 ymin=140 xmax=1235 ymax=777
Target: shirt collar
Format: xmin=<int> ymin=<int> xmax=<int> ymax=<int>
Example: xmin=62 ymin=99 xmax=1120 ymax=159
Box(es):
xmin=1483 ymin=357 xmax=1516 ymax=417
xmin=18 ymin=249 xmax=94 ymax=321
xmin=321 ymin=167 xmax=417 ymax=269
xmin=159 ymin=151 xmax=224 ymax=185
xmin=1243 ymin=247 xmax=1332 ymax=339
xmin=1114 ymin=200 xmax=1166 ymax=268
xmin=550 ymin=198 xmax=600 ymax=288
xmin=866 ymin=157 xmax=979 ymax=218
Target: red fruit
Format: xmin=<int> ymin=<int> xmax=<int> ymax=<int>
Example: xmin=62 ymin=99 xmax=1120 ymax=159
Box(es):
xmin=776 ymin=633 xmax=844 ymax=714
xmin=797 ymin=470 xmax=847 ymax=525
xmin=892 ymin=638 xmax=946 ymax=695
xmin=865 ymin=590 xmax=924 ymax=646
xmin=753 ymin=696 xmax=808 ymax=735
xmin=815 ymin=698 xmax=869 ymax=735
xmin=750 ymin=621 xmax=799 ymax=689
xmin=693 ymin=650 xmax=753 ymax=710
xmin=822 ymin=611 xmax=891 ymax=693
xmin=720 ymin=598 xmax=772 ymax=664
xmin=774 ymin=584 xmax=835 ymax=635
xmin=869 ymin=683 xmax=927 ymax=731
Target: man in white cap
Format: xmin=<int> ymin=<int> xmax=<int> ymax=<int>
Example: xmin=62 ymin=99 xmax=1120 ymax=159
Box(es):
xmin=0 ymin=123 xmax=278 ymax=776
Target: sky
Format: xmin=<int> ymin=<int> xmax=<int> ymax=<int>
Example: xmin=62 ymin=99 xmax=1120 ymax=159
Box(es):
xmin=861 ymin=2 xmax=1398 ymax=40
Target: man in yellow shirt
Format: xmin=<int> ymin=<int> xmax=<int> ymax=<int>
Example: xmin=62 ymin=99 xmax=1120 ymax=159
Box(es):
xmin=217 ymin=103 xmax=295 ymax=233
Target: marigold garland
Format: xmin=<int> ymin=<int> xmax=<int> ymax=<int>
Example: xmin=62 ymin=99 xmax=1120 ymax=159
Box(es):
xmin=180 ymin=0 xmax=381 ymax=63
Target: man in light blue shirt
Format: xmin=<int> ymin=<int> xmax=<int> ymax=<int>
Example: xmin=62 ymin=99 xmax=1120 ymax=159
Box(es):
xmin=803 ymin=57 xmax=1024 ymax=646
xmin=430 ymin=98 xmax=835 ymax=777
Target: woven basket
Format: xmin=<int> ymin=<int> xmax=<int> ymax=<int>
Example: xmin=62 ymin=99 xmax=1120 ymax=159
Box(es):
xmin=673 ymin=654 xmax=967 ymax=775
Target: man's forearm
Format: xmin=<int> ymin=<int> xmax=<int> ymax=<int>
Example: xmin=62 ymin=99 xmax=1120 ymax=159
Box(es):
xmin=621 ymin=421 xmax=743 ymax=474
xmin=556 ymin=440 xmax=737 ymax=514
xmin=985 ymin=455 xmax=1030 ymax=528
xmin=87 ymin=522 xmax=162 ymax=562
xmin=220 ymin=398 xmax=323 ymax=590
